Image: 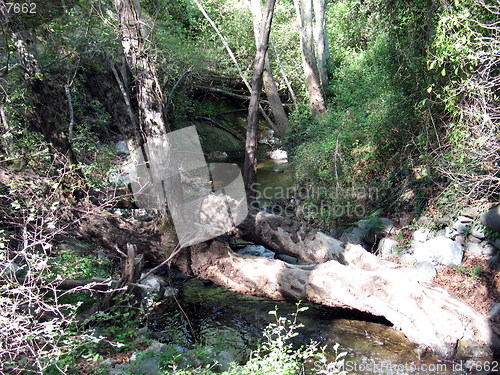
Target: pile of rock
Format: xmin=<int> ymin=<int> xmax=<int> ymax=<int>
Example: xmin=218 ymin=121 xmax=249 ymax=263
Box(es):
xmin=332 ymin=205 xmax=500 ymax=267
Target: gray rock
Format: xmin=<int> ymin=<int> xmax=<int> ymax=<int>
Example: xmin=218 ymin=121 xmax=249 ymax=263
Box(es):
xmin=481 ymin=243 xmax=497 ymax=257
xmin=340 ymin=227 xmax=365 ymax=245
xmin=470 ymin=225 xmax=487 ymax=239
xmin=490 ymin=303 xmax=500 ymax=320
xmin=377 ymin=238 xmax=399 ymax=258
xmin=435 ymin=215 xmax=452 ymax=225
xmin=454 ymin=235 xmax=466 ymax=245
xmin=100 ymin=358 xmax=116 ymax=367
xmin=273 ymin=168 xmax=284 ymax=173
xmin=57 ymin=237 xmax=89 ymax=253
xmin=413 ymin=228 xmax=431 ymax=243
xmin=413 ymin=237 xmax=463 ymax=265
xmin=460 ymin=205 xmax=486 ymax=219
xmin=466 ymin=242 xmax=483 ymax=256
xmin=275 ymin=253 xmax=305 ymax=264
xmin=413 ymin=261 xmax=436 ymax=282
xmin=480 ymin=205 xmax=500 ymax=232
xmin=357 ymin=218 xmax=395 ymax=245
xmin=458 ymin=215 xmax=473 ymax=223
xmin=468 ymin=235 xmax=482 ymax=243
xmin=452 ymin=220 xmax=469 ymax=235
xmin=131 ymin=358 xmax=159 ymax=375
xmin=417 ymin=216 xmax=432 ymax=226
xmin=399 ymin=218 xmax=410 ymax=227
xmin=164 ymin=286 xmax=179 ymax=297
xmin=139 ymin=275 xmax=164 ymax=306
xmin=115 ymin=140 xmax=129 ymax=154
xmin=493 ymin=238 xmax=500 ymax=250
xmin=238 ymin=245 xmax=275 ymax=259
xmin=435 ymin=229 xmax=447 ymax=238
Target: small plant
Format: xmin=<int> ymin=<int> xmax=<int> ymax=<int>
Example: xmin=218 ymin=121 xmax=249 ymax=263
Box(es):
xmin=455 ymin=265 xmax=483 ymax=279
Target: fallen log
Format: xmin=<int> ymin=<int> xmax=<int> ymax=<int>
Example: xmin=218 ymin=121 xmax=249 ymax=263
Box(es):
xmin=237 ymin=210 xmax=345 ymax=264
xmin=62 ymin=203 xmax=499 ymax=358
xmin=174 ymin=240 xmax=498 ymax=359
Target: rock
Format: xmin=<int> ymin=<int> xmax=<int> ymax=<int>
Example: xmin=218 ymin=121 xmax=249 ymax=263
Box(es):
xmin=340 ymin=227 xmax=365 ymax=245
xmin=274 ymin=253 xmax=305 ymax=264
xmin=399 ymin=217 xmax=410 ymax=227
xmin=454 ymin=235 xmax=465 ymax=245
xmin=490 ymin=303 xmax=500 ymax=320
xmin=458 ymin=215 xmax=473 ymax=223
xmin=100 ymin=358 xmax=116 ymax=368
xmin=139 ymin=275 xmax=164 ymax=307
xmin=416 ymin=216 xmax=432 ymax=226
xmin=56 ymin=236 xmax=89 ymax=253
xmin=493 ymin=238 xmax=500 ymax=250
xmin=238 ymin=245 xmax=275 ymax=259
xmin=466 ymin=242 xmax=483 ymax=256
xmin=130 ymin=358 xmax=159 ymax=375
xmin=435 ymin=229 xmax=447 ymax=238
xmin=460 ymin=205 xmax=486 ymax=219
xmin=470 ymin=225 xmax=487 ymax=240
xmin=269 ymin=149 xmax=288 ymax=160
xmin=481 ymin=243 xmax=497 ymax=257
xmin=435 ymin=215 xmax=452 ymax=226
xmin=413 ymin=228 xmax=431 ymax=243
xmin=357 ymin=217 xmax=395 ymax=245
xmin=207 ymin=151 xmax=228 ymax=160
xmin=468 ymin=235 xmax=482 ymax=243
xmin=377 ymin=238 xmax=399 ymax=258
xmin=452 ymin=220 xmax=469 ymax=235
xmin=479 ymin=205 xmax=500 ymax=232
xmin=413 ymin=237 xmax=464 ymax=265
xmin=413 ymin=261 xmax=436 ymax=282
xmin=273 ymin=168 xmax=284 ymax=173
xmin=115 ymin=140 xmax=129 ymax=154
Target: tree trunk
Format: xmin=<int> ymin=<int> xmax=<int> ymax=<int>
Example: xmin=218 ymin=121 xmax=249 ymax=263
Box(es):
xmin=313 ymin=0 xmax=329 ymax=91
xmin=249 ymin=0 xmax=289 ymax=140
xmin=65 ymin=201 xmax=499 ymax=359
xmin=14 ymin=35 xmax=78 ymax=164
xmin=175 ymin=240 xmax=498 ymax=359
xmin=294 ymin=0 xmax=326 ymax=116
xmin=244 ymin=0 xmax=276 ymax=202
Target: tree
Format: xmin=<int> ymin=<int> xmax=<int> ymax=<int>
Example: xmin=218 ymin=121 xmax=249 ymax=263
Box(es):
xmin=313 ymin=0 xmax=329 ymax=91
xmin=244 ymin=0 xmax=277 ymax=201
xmin=294 ymin=0 xmax=326 ymax=116
xmin=249 ymin=0 xmax=289 ymax=140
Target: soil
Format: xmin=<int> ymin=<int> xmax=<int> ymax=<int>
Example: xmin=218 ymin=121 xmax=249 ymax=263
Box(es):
xmin=434 ymin=254 xmax=500 ymax=336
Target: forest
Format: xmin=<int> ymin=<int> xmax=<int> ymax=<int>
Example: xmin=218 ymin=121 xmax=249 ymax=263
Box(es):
xmin=0 ymin=0 xmax=499 ymax=373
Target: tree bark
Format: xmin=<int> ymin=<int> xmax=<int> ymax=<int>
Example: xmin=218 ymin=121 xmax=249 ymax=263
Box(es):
xmin=294 ymin=0 xmax=326 ymax=116
xmin=64 ymin=201 xmax=499 ymax=358
xmin=249 ymin=0 xmax=289 ymax=140
xmin=14 ymin=35 xmax=78 ymax=164
xmin=313 ymin=0 xmax=329 ymax=91
xmin=244 ymin=0 xmax=276 ymax=202
xmin=175 ymin=240 xmax=498 ymax=359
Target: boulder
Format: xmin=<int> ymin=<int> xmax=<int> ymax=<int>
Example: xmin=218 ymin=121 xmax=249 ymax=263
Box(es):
xmin=377 ymin=238 xmax=399 ymax=258
xmin=413 ymin=237 xmax=463 ymax=265
xmin=470 ymin=225 xmax=487 ymax=240
xmin=413 ymin=228 xmax=431 ymax=243
xmin=479 ymin=205 xmax=500 ymax=232
xmin=452 ymin=220 xmax=469 ymax=235
xmin=139 ymin=275 xmax=164 ymax=307
xmin=466 ymin=242 xmax=483 ymax=256
xmin=357 ymin=217 xmax=395 ymax=245
xmin=115 ymin=140 xmax=129 ymax=154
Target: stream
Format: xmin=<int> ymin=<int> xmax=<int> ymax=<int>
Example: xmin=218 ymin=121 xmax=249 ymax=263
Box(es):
xmin=153 ymin=129 xmax=488 ymax=374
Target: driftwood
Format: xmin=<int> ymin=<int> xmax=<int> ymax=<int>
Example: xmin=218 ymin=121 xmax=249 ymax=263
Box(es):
xmin=63 ymin=203 xmax=499 ymax=358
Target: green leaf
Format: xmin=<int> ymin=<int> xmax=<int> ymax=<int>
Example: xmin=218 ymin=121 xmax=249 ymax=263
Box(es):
xmin=441 ymin=67 xmax=446 ymax=76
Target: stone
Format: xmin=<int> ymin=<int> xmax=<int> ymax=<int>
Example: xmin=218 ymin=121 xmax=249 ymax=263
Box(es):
xmin=416 ymin=216 xmax=432 ymax=226
xmin=139 ymin=275 xmax=164 ymax=306
xmin=470 ymin=225 xmax=487 ymax=240
xmin=452 ymin=220 xmax=469 ymax=235
xmin=435 ymin=215 xmax=452 ymax=226
xmin=466 ymin=242 xmax=483 ymax=256
xmin=413 ymin=237 xmax=464 ymax=265
xmin=269 ymin=149 xmax=288 ymax=160
xmin=413 ymin=228 xmax=431 ymax=243
xmin=493 ymin=238 xmax=500 ymax=250
xmin=479 ymin=205 xmax=500 ymax=232
xmin=377 ymin=238 xmax=399 ymax=258
xmin=435 ymin=229 xmax=447 ymax=238
xmin=413 ymin=261 xmax=436 ymax=282
xmin=275 ymin=253 xmax=306 ymax=265
xmin=273 ymin=168 xmax=284 ymax=173
xmin=481 ymin=243 xmax=497 ymax=257
xmin=454 ymin=235 xmax=465 ymax=245
xmin=164 ymin=287 xmax=179 ymax=297
xmin=238 ymin=245 xmax=275 ymax=259
xmin=340 ymin=226 xmax=365 ymax=245
xmin=458 ymin=215 xmax=473 ymax=223
xmin=399 ymin=218 xmax=410 ymax=227
xmin=460 ymin=205 xmax=486 ymax=219
xmin=357 ymin=217 xmax=395 ymax=245
xmin=56 ymin=237 xmax=89 ymax=253
xmin=115 ymin=140 xmax=129 ymax=154
xmin=468 ymin=235 xmax=481 ymax=244
xmin=490 ymin=303 xmax=500 ymax=320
